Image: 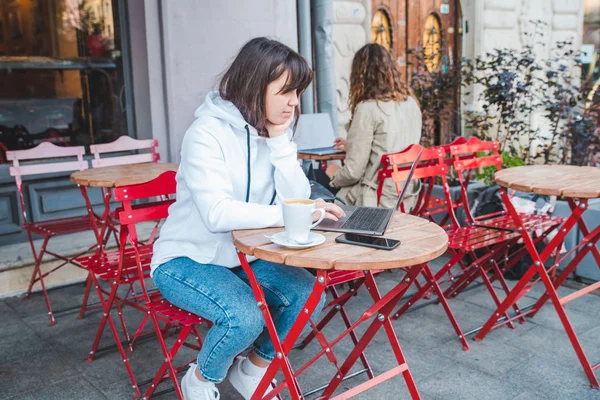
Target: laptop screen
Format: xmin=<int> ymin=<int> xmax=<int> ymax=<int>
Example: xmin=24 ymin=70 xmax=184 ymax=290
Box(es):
xmin=292 ymin=113 xmax=337 ymax=151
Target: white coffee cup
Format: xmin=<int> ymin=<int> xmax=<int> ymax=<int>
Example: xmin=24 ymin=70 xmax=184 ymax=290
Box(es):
xmin=282 ymin=198 xmax=326 ymax=244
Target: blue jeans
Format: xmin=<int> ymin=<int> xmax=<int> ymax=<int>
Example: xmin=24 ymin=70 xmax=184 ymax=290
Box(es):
xmin=153 ymin=257 xmax=325 ymax=383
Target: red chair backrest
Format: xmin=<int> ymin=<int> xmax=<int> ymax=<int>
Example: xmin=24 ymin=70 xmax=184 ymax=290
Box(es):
xmin=113 ymin=171 xmax=176 ymax=244
xmin=449 ymin=137 xmax=502 ymax=224
xmin=384 ymin=144 xmax=461 ymax=229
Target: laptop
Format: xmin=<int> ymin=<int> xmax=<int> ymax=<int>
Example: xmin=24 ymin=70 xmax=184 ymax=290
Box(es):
xmin=293 ymin=113 xmax=342 ymax=156
xmin=314 ymin=149 xmax=423 ymax=235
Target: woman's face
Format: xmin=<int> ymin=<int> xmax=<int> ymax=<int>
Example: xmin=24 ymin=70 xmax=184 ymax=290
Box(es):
xmin=265 ymin=70 xmax=299 ymax=126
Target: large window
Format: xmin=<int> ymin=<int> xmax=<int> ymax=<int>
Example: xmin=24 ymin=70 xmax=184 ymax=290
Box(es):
xmin=422 ymin=13 xmax=442 ymax=72
xmin=0 ymin=0 xmax=132 ymax=163
xmin=372 ymin=9 xmax=392 ymax=53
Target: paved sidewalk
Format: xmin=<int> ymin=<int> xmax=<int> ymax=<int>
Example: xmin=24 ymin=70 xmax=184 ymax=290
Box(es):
xmin=1 ymin=256 xmax=599 ymax=399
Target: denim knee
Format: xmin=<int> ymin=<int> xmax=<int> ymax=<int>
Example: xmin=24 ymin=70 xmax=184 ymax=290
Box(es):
xmin=225 ymin=303 xmax=265 ymax=348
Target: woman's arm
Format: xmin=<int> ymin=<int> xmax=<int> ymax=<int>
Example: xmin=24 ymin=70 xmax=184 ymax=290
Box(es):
xmin=329 ymin=104 xmax=375 ymax=188
xmin=181 ymin=129 xmax=284 ymax=233
xmin=267 ymin=133 xmax=311 ymax=201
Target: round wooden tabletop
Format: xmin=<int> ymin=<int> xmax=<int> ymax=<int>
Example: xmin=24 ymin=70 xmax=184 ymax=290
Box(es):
xmin=70 ymin=162 xmax=178 ymax=188
xmin=495 ymin=165 xmax=600 ymax=199
xmin=233 ymin=213 xmax=448 ymax=271
xmin=297 ymin=152 xmax=346 ymax=161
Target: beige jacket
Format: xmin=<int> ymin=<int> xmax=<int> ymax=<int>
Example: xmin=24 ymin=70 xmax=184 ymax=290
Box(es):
xmin=331 ymin=98 xmax=422 ymax=209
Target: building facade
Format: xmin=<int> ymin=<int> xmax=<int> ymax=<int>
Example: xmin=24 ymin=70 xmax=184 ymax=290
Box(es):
xmin=0 ymin=0 xmax=594 ymax=295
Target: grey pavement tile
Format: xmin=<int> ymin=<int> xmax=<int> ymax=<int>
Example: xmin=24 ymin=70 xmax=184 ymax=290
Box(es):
xmin=7 ymin=377 xmax=107 ymax=400
xmin=3 ymin=283 xmax=89 ymax=320
xmin=440 ymin=339 xmax=535 ymax=377
xmin=417 ymin=362 xmax=523 ymax=400
xmin=510 ymin=391 xmax=553 ymax=400
xmin=0 ymin=349 xmax=81 ymax=400
xmin=526 ymin=304 xmax=600 ymax=336
xmin=504 ymin=324 xmax=600 ymax=372
xmin=501 ymin=354 xmax=600 ymax=400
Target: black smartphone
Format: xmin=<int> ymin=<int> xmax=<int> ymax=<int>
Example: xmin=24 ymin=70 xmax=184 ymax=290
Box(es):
xmin=335 ymin=233 xmax=400 ymax=250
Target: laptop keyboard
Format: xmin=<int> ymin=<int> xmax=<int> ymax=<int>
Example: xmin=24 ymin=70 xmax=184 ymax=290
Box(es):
xmin=341 ymin=208 xmax=392 ymax=232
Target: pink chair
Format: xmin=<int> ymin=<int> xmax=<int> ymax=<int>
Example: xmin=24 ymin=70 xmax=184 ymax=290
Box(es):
xmin=89 ymin=136 xmax=160 ymax=168
xmin=6 ymin=142 xmax=94 ymax=326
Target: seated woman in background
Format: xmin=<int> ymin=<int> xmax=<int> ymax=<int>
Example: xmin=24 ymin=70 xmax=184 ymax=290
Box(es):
xmin=326 ymin=43 xmax=422 ymax=210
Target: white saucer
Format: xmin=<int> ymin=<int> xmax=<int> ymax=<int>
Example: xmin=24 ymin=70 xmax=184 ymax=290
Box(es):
xmin=266 ymin=231 xmax=326 ymax=249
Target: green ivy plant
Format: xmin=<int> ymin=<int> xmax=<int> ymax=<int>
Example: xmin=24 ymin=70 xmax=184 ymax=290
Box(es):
xmin=475 ymin=151 xmax=525 ymax=186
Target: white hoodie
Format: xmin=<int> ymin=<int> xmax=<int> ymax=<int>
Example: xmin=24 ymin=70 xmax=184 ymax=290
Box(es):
xmin=150 ymin=91 xmax=310 ymax=274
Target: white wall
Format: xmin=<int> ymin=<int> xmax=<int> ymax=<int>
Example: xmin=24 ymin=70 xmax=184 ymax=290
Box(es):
xmin=133 ymin=0 xmax=298 ymax=162
xmin=332 ymin=0 xmax=372 ymax=138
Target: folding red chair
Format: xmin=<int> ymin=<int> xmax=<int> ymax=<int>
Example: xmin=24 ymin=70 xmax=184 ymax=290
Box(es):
xmin=112 ymin=171 xmax=206 ymax=399
xmin=369 ymin=144 xmax=468 ymax=350
xmin=79 ymin=182 xmax=169 ymax=397
xmin=441 ymin=137 xmax=564 ymax=300
xmin=77 ymin=136 xmax=162 ymax=319
xmin=6 ymin=142 xmax=94 ymax=326
xmin=379 ymin=143 xmax=535 ymax=335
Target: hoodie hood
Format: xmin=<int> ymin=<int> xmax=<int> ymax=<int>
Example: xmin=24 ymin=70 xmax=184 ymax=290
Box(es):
xmin=194 ymin=91 xmax=260 ymax=137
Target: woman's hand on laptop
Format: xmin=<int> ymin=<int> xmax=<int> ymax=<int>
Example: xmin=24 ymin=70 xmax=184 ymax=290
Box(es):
xmin=315 ymin=199 xmax=345 ymax=222
xmin=333 ymin=137 xmax=346 ymax=151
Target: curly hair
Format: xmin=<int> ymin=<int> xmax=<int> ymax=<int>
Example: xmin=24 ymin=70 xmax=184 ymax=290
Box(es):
xmin=348 ymin=43 xmax=411 ymax=115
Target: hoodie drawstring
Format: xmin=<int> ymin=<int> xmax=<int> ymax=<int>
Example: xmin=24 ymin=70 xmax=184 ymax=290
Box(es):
xmin=244 ymin=124 xmax=277 ymax=205
xmin=245 ymin=125 xmax=251 ymax=203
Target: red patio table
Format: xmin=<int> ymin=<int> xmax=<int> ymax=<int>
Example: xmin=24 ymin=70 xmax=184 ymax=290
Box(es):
xmin=232 ymin=213 xmax=448 ymax=399
xmin=474 ymin=165 xmax=600 ymax=389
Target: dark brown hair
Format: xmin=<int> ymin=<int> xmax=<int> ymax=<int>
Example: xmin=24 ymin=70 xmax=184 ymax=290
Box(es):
xmin=348 ymin=43 xmax=411 ymax=115
xmin=219 ymin=37 xmax=313 ymax=136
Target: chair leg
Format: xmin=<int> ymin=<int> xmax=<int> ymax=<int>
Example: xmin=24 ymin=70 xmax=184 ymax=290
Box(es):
xmin=330 ymin=285 xmax=375 ymax=379
xmin=23 ymin=237 xmax=56 ymax=326
xmin=476 ymin=263 xmax=517 ymax=330
xmin=85 ymin=277 xmax=116 ymax=362
xmin=143 ymin=315 xmax=191 ymax=400
xmin=423 ymin=265 xmax=470 ymax=351
xmin=79 ymin=273 xmax=94 ymax=320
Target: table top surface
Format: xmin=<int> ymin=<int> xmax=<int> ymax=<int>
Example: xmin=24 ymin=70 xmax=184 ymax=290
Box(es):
xmin=495 ymin=165 xmax=600 ymax=199
xmin=297 ymin=152 xmax=346 ymax=161
xmin=233 ymin=213 xmax=448 ymax=271
xmin=71 ymin=163 xmax=178 ymax=188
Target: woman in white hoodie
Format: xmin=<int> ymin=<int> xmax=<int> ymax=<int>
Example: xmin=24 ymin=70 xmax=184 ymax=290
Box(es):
xmin=150 ymin=38 xmax=344 ymax=400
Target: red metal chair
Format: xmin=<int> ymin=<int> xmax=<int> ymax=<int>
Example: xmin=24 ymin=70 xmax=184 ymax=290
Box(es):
xmin=441 ymin=137 xmax=564 ymax=300
xmin=379 ymin=144 xmax=530 ymax=334
xmin=6 ymin=142 xmax=94 ymax=326
xmin=372 ymin=144 xmax=468 ymax=350
xmin=112 ymin=171 xmax=206 ymax=399
xmin=79 ymin=177 xmax=171 ymax=397
xmin=77 ymin=136 xmax=162 ymax=319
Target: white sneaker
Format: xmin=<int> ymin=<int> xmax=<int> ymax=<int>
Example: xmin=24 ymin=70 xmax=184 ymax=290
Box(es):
xmin=227 ymin=356 xmax=276 ymax=400
xmin=181 ymin=363 xmax=220 ymax=400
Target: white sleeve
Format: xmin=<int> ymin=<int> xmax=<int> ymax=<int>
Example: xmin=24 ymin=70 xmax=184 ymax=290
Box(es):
xmin=180 ymin=129 xmax=284 ymax=233
xmin=266 ymin=132 xmax=311 ymax=203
